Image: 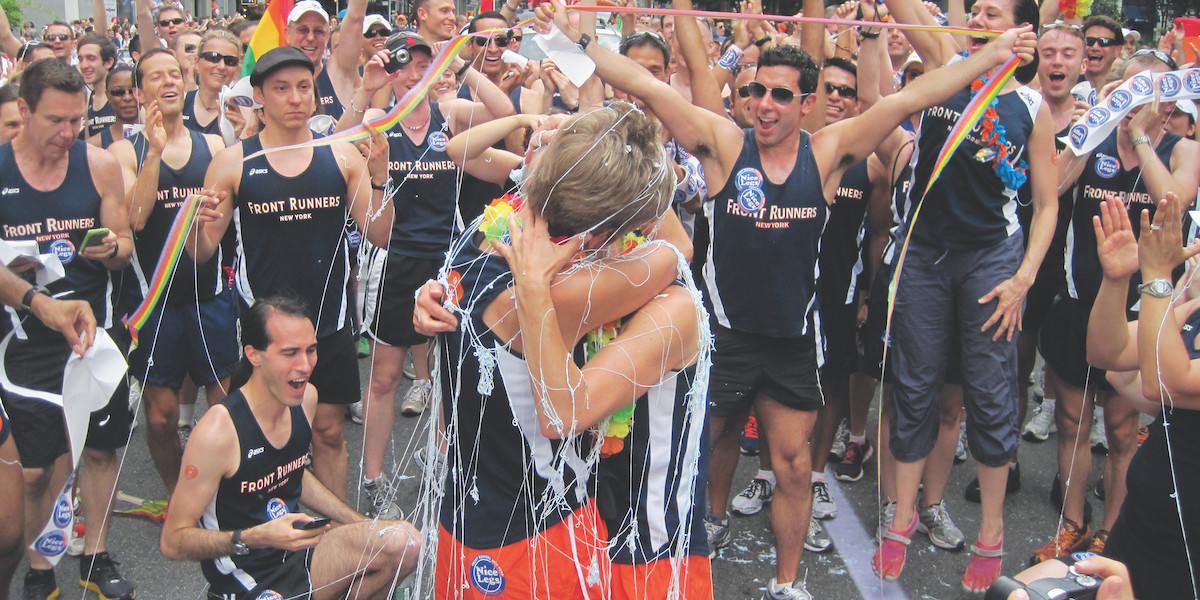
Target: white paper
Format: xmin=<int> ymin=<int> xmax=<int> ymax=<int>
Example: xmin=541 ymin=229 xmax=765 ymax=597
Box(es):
xmin=63 ymin=329 xmax=126 ymax=465
xmin=533 ymin=26 xmax=596 ymax=88
xmin=0 ymin=239 xmax=66 ymax=286
xmin=1062 ymin=68 xmax=1200 ymax=155
xmin=502 ymin=49 xmax=529 ymax=68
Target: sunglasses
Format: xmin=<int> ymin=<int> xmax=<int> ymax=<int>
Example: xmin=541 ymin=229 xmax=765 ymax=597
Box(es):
xmin=825 ymin=82 xmax=857 ymax=99
xmin=44 ymin=33 xmax=71 ymax=42
xmin=200 ymin=50 xmax=239 ymax=66
xmin=1131 ymin=48 xmax=1178 ymax=70
xmin=474 ymin=30 xmax=519 ymax=47
xmin=364 ymin=28 xmax=391 ymax=38
xmin=183 ymin=43 xmax=197 ymax=54
xmin=108 ymin=87 xmax=133 ymax=97
xmin=746 ymin=81 xmax=805 ymax=104
xmin=158 ymin=18 xmax=184 ymax=27
xmin=1085 ymin=36 xmax=1121 ymax=48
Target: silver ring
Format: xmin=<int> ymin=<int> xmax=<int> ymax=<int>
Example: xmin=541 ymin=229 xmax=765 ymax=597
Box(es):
xmin=1151 ymin=224 xmax=1162 ymax=231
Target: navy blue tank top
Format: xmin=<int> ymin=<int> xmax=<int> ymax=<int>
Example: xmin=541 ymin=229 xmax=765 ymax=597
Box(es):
xmin=97 ymin=126 xmax=116 ymax=149
xmin=235 ymin=136 xmax=351 ymax=338
xmin=438 ymin=238 xmax=593 ymax=548
xmin=908 ymin=85 xmax=1040 ymax=250
xmin=130 ymin=129 xmax=223 ymax=305
xmin=0 ymin=140 xmax=113 ymax=336
xmin=182 ymin=90 xmax=221 ymax=135
xmin=85 ymin=94 xmax=115 ymax=139
xmin=819 ymin=160 xmax=870 ymax=307
xmin=703 ymin=129 xmax=827 ymax=337
xmin=315 ymin=66 xmax=344 ymax=119
xmin=1065 ymin=132 xmax=1183 ymax=305
xmin=385 ymin=103 xmax=461 ymax=259
xmin=199 ymin=390 xmax=311 ymax=598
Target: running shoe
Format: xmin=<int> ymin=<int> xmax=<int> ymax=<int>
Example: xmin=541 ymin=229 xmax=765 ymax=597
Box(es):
xmin=177 ymin=423 xmax=193 ymax=447
xmin=805 ymin=515 xmax=832 ymax=553
xmin=363 ymin=477 xmax=403 ymax=520
xmin=1090 ymin=407 xmax=1107 ymax=454
xmin=705 ymin=514 xmax=732 ymax=558
xmin=811 ymin=481 xmax=837 ymax=520
xmin=1029 ymin=519 xmax=1090 ymax=565
xmin=79 ymin=552 xmax=136 ymax=600
xmin=400 ymin=380 xmax=432 ymax=417
xmin=732 ymin=477 xmax=773 ymax=516
xmin=834 ymin=438 xmax=873 ymax=482
xmin=1022 ymin=399 xmax=1057 ymax=441
xmin=918 ymin=500 xmax=965 ymax=550
xmin=741 ymin=415 xmax=760 ymax=456
xmin=762 ymin=578 xmax=814 ymax=600
xmin=357 ymin=336 xmax=371 ymax=359
xmin=1087 ymin=529 xmax=1108 ymax=554
xmin=347 ymin=401 xmax=364 ymax=425
xmin=23 ymin=568 xmax=58 ymax=600
xmin=829 ymin=418 xmax=850 ymax=462
xmin=403 ymin=354 xmax=416 ymax=380
xmin=955 ymin=420 xmax=969 ymax=464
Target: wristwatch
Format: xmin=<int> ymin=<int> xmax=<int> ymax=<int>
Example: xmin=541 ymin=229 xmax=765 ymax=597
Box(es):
xmin=1137 ymin=278 xmax=1173 ymax=298
xmin=576 ymin=32 xmax=591 ymax=52
xmin=231 ymin=530 xmax=249 ymax=556
xmin=1131 ymin=135 xmax=1151 ymax=148
xmin=21 ymin=285 xmax=49 ymax=311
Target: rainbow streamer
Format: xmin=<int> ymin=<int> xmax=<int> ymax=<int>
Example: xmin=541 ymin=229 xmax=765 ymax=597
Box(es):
xmin=242 ymin=0 xmax=294 ymax=78
xmin=125 ymin=194 xmax=203 ymax=350
xmin=883 ymin=56 xmax=1020 ymax=348
xmin=242 ymin=30 xmax=483 ymax=160
xmin=566 ymin=4 xmax=1002 ymax=37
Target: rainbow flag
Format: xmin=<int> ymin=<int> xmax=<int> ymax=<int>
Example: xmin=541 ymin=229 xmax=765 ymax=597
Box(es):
xmin=125 ymin=194 xmax=203 ymax=350
xmin=243 ymin=0 xmax=295 ymax=77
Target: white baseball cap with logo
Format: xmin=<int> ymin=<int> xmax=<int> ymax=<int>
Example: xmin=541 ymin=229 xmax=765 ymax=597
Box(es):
xmin=288 ymin=0 xmax=329 ymax=24
xmin=363 ymin=14 xmax=391 ymax=34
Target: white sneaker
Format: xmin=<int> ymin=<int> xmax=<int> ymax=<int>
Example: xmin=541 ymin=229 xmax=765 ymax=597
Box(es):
xmin=347 ymin=401 xmax=364 ymax=424
xmin=731 ymin=477 xmax=773 ymax=516
xmin=805 ymin=516 xmax=832 ymax=552
xmin=829 ymin=418 xmax=850 ymax=461
xmin=762 ymin=578 xmax=814 ymax=600
xmin=877 ymin=500 xmax=897 ymax=541
xmin=1022 ymin=398 xmax=1057 ymax=441
xmin=811 ymin=481 xmax=837 ymax=520
xmin=400 ymin=380 xmax=432 ymax=417
xmin=955 ymin=421 xmax=969 ymax=463
xmin=1090 ymin=407 xmax=1107 ymax=453
xmin=363 ymin=477 xmax=403 ymax=520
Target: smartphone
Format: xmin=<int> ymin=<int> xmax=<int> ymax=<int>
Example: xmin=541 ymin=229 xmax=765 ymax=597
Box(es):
xmin=79 ymin=228 xmax=111 ymax=251
xmin=293 ymin=517 xmax=331 ymax=530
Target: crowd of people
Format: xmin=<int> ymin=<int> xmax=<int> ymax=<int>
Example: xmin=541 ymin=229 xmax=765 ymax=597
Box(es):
xmin=0 ymin=0 xmax=1196 ymax=598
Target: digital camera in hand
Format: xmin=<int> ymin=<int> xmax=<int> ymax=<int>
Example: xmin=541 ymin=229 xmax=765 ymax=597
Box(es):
xmin=986 ymin=566 xmax=1103 ymax=600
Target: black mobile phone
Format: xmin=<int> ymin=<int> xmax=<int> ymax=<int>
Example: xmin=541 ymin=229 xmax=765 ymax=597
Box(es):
xmin=293 ymin=517 xmax=331 ymax=530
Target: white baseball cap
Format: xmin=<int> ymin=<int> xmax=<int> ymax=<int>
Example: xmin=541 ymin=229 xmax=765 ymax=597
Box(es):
xmin=1176 ymin=99 xmax=1197 ymax=122
xmin=1122 ymin=28 xmax=1140 ymax=42
xmin=363 ymin=14 xmax=391 ymax=34
xmin=288 ymin=0 xmax=329 ymax=24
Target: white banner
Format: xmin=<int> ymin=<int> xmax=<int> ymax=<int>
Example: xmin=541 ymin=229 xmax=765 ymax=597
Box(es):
xmin=1062 ymin=68 xmax=1200 ymax=156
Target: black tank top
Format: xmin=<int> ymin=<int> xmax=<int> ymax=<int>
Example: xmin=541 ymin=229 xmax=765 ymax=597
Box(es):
xmin=199 ymin=390 xmax=311 ymax=598
xmin=315 ymin=67 xmax=344 ymax=119
xmin=130 ymin=129 xmax=223 ymax=304
xmin=384 ymin=103 xmax=460 ymax=259
xmin=85 ymin=94 xmax=115 ymax=139
xmin=819 ymin=160 xmax=871 ymax=307
xmin=0 ymin=140 xmax=113 ymax=336
xmin=182 ymin=90 xmax=222 ymax=135
xmin=235 ymin=136 xmax=351 ymax=338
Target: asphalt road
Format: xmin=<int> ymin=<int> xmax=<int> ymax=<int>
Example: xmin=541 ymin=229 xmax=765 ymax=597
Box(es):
xmin=5 ymin=358 xmax=1112 ymax=600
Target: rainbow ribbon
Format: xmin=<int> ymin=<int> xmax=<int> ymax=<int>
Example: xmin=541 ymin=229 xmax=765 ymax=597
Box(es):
xmin=883 ymin=56 xmax=1020 ymax=349
xmin=243 ymin=30 xmax=486 ymax=160
xmin=125 ymin=194 xmax=203 ymax=350
xmin=566 ymin=4 xmax=1002 ymax=37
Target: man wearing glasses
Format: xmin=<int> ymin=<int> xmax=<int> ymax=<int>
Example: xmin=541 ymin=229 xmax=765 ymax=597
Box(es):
xmin=463 ymin=12 xmax=524 ymax=96
xmin=285 ymin=0 xmax=370 ymax=121
xmin=42 ymin=21 xmax=76 ymax=63
xmin=1070 ymin=15 xmax=1123 ymax=105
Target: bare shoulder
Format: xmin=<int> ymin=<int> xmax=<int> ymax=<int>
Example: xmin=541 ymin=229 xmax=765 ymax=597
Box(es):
xmin=202 ymin=132 xmax=226 ymax=154
xmin=187 ymin=402 xmax=240 ymax=477
xmin=86 ymin=142 xmax=121 ymax=171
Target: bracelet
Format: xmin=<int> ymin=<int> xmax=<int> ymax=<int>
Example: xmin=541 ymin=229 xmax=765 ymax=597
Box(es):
xmin=1131 ymin=135 xmax=1151 ymax=148
xmin=576 ymin=32 xmax=592 ymax=52
xmin=108 ymin=241 xmax=120 ymax=260
xmin=754 ymin=34 xmax=771 ymax=47
xmin=455 ymin=62 xmax=471 ymax=78
xmin=859 ymin=28 xmax=881 ymax=39
xmin=349 ymin=97 xmax=366 ymax=115
xmin=371 ymin=177 xmax=390 ymax=191
xmin=21 ymin=285 xmax=48 ymax=312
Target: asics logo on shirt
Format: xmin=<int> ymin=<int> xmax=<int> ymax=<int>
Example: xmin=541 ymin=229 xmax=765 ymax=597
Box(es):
xmin=248 ymin=168 xmax=268 ymax=176
xmin=1 ymin=187 xmax=19 ymax=195
xmin=247 ymin=446 xmax=265 ymax=459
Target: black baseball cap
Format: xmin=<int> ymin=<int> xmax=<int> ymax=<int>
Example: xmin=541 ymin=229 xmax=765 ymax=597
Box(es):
xmin=385 ymin=31 xmax=431 ymax=55
xmin=250 ymin=46 xmax=314 ymax=87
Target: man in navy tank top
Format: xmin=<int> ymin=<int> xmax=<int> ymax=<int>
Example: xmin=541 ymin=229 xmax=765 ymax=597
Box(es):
xmin=534 ymin=1 xmax=1037 ymax=597
xmin=160 ymin=296 xmax=420 ymax=600
xmin=0 ymin=58 xmax=137 ymax=600
xmin=188 ymin=46 xmax=393 ymax=504
xmin=110 ymin=47 xmax=240 ymax=497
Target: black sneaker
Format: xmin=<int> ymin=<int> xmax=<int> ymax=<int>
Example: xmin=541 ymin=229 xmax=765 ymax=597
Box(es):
xmin=834 ymin=438 xmax=873 ymax=482
xmin=80 ymin=552 xmax=136 ymax=600
xmin=964 ymin=462 xmax=1021 ymax=503
xmin=23 ymin=568 xmax=58 ymax=600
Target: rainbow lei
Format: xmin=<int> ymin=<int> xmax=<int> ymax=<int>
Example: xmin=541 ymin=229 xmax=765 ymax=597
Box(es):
xmin=968 ymin=69 xmax=1028 ymax=190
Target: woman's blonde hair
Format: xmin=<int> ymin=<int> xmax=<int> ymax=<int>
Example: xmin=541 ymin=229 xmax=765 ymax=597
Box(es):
xmin=523 ymin=101 xmax=673 ymax=240
xmin=199 ymin=29 xmax=241 ymax=58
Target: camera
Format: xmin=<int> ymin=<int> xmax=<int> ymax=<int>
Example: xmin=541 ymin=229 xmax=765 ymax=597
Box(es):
xmin=986 ymin=567 xmax=1103 ymax=600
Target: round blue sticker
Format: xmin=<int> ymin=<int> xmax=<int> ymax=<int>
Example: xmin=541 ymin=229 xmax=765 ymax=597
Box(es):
xmin=428 ymin=131 xmax=449 ymax=152
xmin=1185 ymin=69 xmax=1200 ymax=94
xmin=1106 ymin=90 xmax=1133 ymax=111
xmin=1094 ymin=154 xmax=1120 ymax=179
xmin=1069 ymin=124 xmax=1088 ymax=149
xmin=34 ymin=531 xmax=67 ymax=557
xmin=48 ymin=239 xmax=75 ymax=264
xmin=255 ymin=591 xmax=283 ymax=600
xmin=53 ymin=496 xmax=73 ymax=528
xmin=1158 ymin=73 xmax=1181 ymax=98
xmin=346 ymin=229 xmax=361 ymax=249
xmin=1129 ymin=75 xmax=1153 ymax=96
xmin=1084 ymin=107 xmax=1110 ymax=128
xmin=1071 ymin=551 xmax=1098 ymax=562
xmin=735 ymin=167 xmax=763 ymax=190
xmin=737 ymin=187 xmax=766 ymax=213
xmin=470 ymin=554 xmax=506 ymax=596
xmin=265 ymin=498 xmax=288 ymax=520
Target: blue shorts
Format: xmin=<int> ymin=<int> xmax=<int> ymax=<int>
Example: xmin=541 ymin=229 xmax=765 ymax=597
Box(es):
xmin=128 ymin=289 xmax=240 ymax=389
